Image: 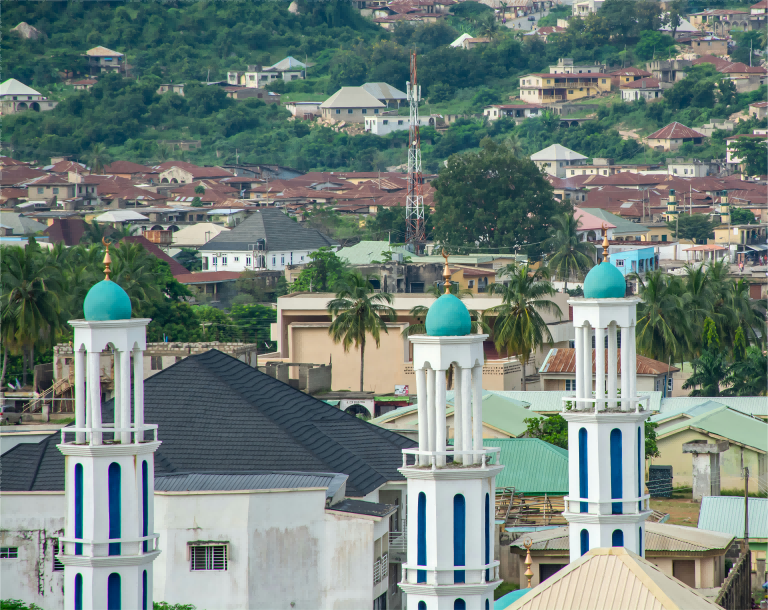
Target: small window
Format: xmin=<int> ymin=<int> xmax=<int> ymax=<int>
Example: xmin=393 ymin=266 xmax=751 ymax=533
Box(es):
xmin=383 ymin=120 xmax=388 ymax=125
xmin=398 ymin=120 xmax=403 ymax=125
xmin=222 ymin=257 xmax=227 ymax=265
xmin=615 ymin=259 xmax=625 ymax=267
xmin=246 ymin=257 xmax=251 ymax=265
xmin=374 ymin=109 xmax=379 ymax=114
xmin=602 ymin=79 xmax=606 ymax=84
xmin=212 ymin=256 xmax=218 ymax=265
xmin=38 ymin=187 xmax=44 ymax=194
xmin=565 ymin=379 xmax=577 ymax=391
xmin=281 ymin=255 xmax=285 ymax=265
xmin=336 ymin=109 xmax=341 ymax=114
xmin=1 ymin=548 xmax=19 ymax=559
xmin=151 ymin=356 xmax=163 ymax=371
xmin=190 ymin=545 xmax=228 ymax=571
xmin=233 ymin=257 xmax=239 ymax=262
xmin=53 ymin=540 xmax=64 ymax=571
xmin=667 ymin=378 xmax=673 ymax=392
xmin=348 ymin=109 xmax=353 ymax=114
xmin=53 ymin=188 xmax=59 ymax=195
xmin=468 ymin=280 xmax=475 ymax=288
xmin=569 ymin=90 xmax=574 ymax=94
xmin=272 ymin=256 xmax=276 ymax=266
xmin=362 ymin=109 xmax=367 ymax=115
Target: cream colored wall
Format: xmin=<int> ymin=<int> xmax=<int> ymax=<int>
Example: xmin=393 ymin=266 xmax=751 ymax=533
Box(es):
xmin=540 ymin=374 xmax=662 ymax=392
xmin=654 ymin=427 xmax=763 ymax=491
xmin=516 ymin=555 xmax=568 ymax=588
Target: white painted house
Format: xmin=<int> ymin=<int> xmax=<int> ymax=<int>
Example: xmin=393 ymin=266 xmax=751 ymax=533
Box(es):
xmin=365 ymin=114 xmax=436 ymax=135
xmin=0 ymin=78 xmax=58 ymax=115
xmin=197 ymin=208 xmax=338 ymax=272
xmin=531 ymin=144 xmax=588 ymax=178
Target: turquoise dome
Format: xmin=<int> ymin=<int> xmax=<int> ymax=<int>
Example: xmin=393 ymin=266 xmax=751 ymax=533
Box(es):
xmin=583 ymin=262 xmax=626 ymax=299
xmin=83 ymin=280 xmax=132 ymax=321
xmin=425 ymin=293 xmax=472 ymax=336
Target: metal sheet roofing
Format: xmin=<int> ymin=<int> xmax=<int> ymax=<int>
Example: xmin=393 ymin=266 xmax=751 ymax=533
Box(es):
xmin=530 ymin=144 xmax=587 ymax=162
xmin=657 ymin=406 xmax=768 ymax=452
xmin=504 ymin=547 xmax=722 ymax=610
xmin=482 ymin=438 xmax=568 ymax=494
xmin=361 ymin=82 xmax=407 ymax=101
xmin=539 ymin=348 xmax=680 ymax=376
xmin=647 ymin=122 xmax=706 ymax=141
xmin=488 ymin=390 xmax=663 ymax=413
xmin=336 ymin=240 xmax=412 ymax=265
xmin=0 ymin=78 xmax=42 ymax=97
xmin=154 ymin=471 xmax=344 ymax=493
xmin=320 ymin=87 xmax=386 ymax=109
xmin=698 ymin=496 xmax=768 ymax=539
xmin=656 ymin=396 xmax=768 ymax=418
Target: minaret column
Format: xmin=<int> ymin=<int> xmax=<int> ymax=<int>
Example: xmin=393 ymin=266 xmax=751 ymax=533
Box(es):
xmin=461 ymin=367 xmax=472 ymax=464
xmin=427 ymin=368 xmax=436 ymax=457
xmin=454 ymin=365 xmax=464 ymax=463
xmin=435 ymin=369 xmax=447 ymax=467
xmin=629 ymin=324 xmax=637 ymax=409
xmin=620 ymin=325 xmax=630 ymax=411
xmin=574 ymin=325 xmax=584 ymax=410
xmin=133 ymin=347 xmax=144 ymax=443
xmin=119 ymin=347 xmax=132 ymax=444
xmin=415 ymin=366 xmax=428 ymax=465
xmin=87 ymin=350 xmax=102 ymax=445
xmin=75 ymin=347 xmax=86 ymax=444
xmin=472 ymin=364 xmax=483 ymax=465
xmin=607 ymin=322 xmax=618 ymax=409
xmin=582 ymin=325 xmax=593 ymax=402
xmin=595 ymin=327 xmax=605 ymax=410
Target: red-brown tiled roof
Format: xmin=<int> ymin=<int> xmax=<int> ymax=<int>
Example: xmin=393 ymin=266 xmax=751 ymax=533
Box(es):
xmin=72 ymin=79 xmax=97 ymax=85
xmin=539 ymin=348 xmax=681 ymax=375
xmin=0 ymin=156 xmax=27 ymax=166
xmin=0 ymin=166 xmax=48 ymax=186
xmin=43 ymin=218 xmax=94 ymax=246
xmin=620 ymin=78 xmax=661 ymax=90
xmin=121 ymin=236 xmax=189 ymax=276
xmin=690 ymin=55 xmax=731 ymax=70
xmin=103 ymin=160 xmax=152 ymax=174
xmin=647 ymin=122 xmax=706 ymax=140
xmin=609 ymin=67 xmax=652 ymax=77
xmin=0 ymin=187 xmax=29 ymax=201
xmin=48 ymin=160 xmax=88 ymax=173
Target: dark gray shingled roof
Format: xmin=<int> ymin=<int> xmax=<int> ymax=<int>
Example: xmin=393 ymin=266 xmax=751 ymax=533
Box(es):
xmin=327 ymin=498 xmax=398 ymax=518
xmin=0 ymin=350 xmax=415 ymax=497
xmin=197 ymin=208 xmax=337 ymax=252
xmin=154 ymin=471 xmax=348 ymax=496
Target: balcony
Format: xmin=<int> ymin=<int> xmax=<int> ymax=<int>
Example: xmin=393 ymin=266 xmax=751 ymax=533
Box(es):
xmin=540 ymin=95 xmax=565 ymax=102
xmin=389 ymin=527 xmax=407 ymax=557
xmin=400 ymin=561 xmax=501 ymax=587
xmin=400 ymin=446 xmax=501 ymax=469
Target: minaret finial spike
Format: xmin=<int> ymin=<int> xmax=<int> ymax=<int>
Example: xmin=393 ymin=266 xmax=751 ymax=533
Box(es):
xmin=102 ymin=237 xmax=112 ymax=281
xmin=441 ymin=248 xmax=451 ymax=294
xmin=523 ymin=538 xmax=534 ymax=589
xmin=601 ymin=224 xmax=609 ymax=264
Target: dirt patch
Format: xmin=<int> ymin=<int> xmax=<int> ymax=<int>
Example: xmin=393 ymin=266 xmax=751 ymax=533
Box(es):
xmin=651 ymin=492 xmax=701 ymax=527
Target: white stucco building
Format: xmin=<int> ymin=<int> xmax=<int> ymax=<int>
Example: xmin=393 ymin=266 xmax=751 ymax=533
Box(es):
xmin=531 ymin=144 xmax=588 ymax=178
xmin=365 ymin=114 xmax=436 ymax=135
xmin=198 ymin=208 xmax=338 ymax=271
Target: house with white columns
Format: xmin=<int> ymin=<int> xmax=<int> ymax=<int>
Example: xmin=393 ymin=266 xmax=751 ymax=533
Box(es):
xmin=562 ymin=234 xmax=652 ymax=561
xmin=399 ymin=260 xmax=503 ymax=610
xmin=57 ymin=246 xmax=161 ymax=610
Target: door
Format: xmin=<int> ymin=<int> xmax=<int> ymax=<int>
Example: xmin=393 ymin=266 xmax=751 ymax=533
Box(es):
xmin=673 ymin=560 xmax=696 ymax=588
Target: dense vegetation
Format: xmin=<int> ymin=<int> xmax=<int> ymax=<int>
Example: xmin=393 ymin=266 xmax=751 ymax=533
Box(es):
xmin=4 ymin=0 xmax=765 ymax=171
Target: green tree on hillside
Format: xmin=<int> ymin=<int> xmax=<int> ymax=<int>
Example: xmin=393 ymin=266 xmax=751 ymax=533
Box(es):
xmin=543 ymin=213 xmax=596 ymax=291
xmin=292 ymin=248 xmax=347 ymax=293
xmin=682 ymin=317 xmax=727 ymax=397
xmin=729 ymin=137 xmax=768 ymax=177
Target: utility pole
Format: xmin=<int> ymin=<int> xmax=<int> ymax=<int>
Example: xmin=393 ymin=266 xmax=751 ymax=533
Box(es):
xmin=405 ymin=52 xmax=425 ymax=254
xmin=742 ymin=466 xmax=749 ymax=555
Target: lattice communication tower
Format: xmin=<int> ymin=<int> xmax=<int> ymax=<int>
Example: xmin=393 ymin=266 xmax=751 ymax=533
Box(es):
xmin=405 ymin=52 xmax=425 ymax=253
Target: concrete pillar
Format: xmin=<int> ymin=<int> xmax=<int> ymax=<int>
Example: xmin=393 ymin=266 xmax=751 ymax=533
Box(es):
xmin=461 ymin=367 xmax=472 ymax=465
xmin=120 ymin=348 xmax=131 ymax=444
xmin=416 ymin=367 xmax=428 ymax=466
xmin=436 ymin=369 xmax=447 ymax=467
xmin=583 ymin=326 xmax=593 ymax=404
xmin=113 ymin=351 xmax=121 ymax=438
xmin=472 ymin=364 xmax=483 ymax=465
xmin=595 ymin=327 xmax=606 ymax=410
xmin=683 ymin=440 xmax=729 ymax=502
xmin=620 ymin=326 xmax=630 ymax=412
xmin=454 ymin=365 xmax=464 ymax=463
xmin=87 ymin=351 xmax=102 ymax=445
xmin=629 ymin=325 xmax=637 ymax=409
xmin=75 ymin=348 xmax=86 ymax=444
xmin=133 ymin=348 xmax=144 ymax=443
xmin=427 ymin=368 xmax=436 ymax=456
xmin=575 ymin=325 xmax=584 ymax=410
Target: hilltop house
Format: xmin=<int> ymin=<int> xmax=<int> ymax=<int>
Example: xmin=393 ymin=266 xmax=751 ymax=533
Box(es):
xmin=361 ymin=82 xmax=407 ymax=108
xmin=197 ymin=208 xmax=338 ymax=272
xmin=483 ymin=103 xmax=543 ymax=122
xmin=226 ymin=57 xmax=306 ymax=89
xmin=531 ymin=144 xmax=587 ymax=178
xmin=519 ymin=71 xmax=611 ymax=104
xmin=0 ymin=79 xmax=58 ymax=115
xmin=84 ymin=46 xmax=124 ymax=75
xmin=320 ymin=87 xmax=386 ymax=123
xmin=646 ymin=122 xmax=706 ymax=151
xmin=620 ymin=78 xmax=663 ymax=103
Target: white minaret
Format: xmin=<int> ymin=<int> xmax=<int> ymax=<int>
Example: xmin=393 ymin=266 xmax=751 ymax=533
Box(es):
xmin=57 ymin=244 xmax=161 ymax=610
xmin=399 ymin=257 xmax=502 ymax=610
xmin=563 ymin=235 xmax=651 ymax=562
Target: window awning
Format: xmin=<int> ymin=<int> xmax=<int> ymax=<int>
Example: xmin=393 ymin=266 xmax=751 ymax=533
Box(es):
xmin=746 ymin=244 xmax=768 ymax=251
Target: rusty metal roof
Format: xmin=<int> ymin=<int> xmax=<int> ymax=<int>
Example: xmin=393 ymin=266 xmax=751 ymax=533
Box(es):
xmin=539 ymin=348 xmax=680 ymax=376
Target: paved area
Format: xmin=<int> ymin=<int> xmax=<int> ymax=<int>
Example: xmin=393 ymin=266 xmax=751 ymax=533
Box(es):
xmin=503 ymin=9 xmax=549 ymax=31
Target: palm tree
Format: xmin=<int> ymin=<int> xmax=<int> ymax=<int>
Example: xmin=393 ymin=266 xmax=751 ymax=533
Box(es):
xmin=724 ymin=278 xmax=766 ymax=349
xmin=681 ymin=318 xmax=727 ymax=397
xmin=503 ymin=134 xmax=523 ymax=157
xmin=483 ymin=264 xmax=562 ymax=390
xmin=543 ymin=214 xmax=596 ymax=291
xmin=0 ymin=241 xmax=65 ymax=386
xmin=110 ymin=241 xmax=163 ymax=314
xmin=87 ymin=143 xmax=111 ymax=174
xmin=80 ymin=220 xmax=113 ymax=245
xmin=478 ymin=13 xmax=499 ymax=40
xmin=632 ymin=269 xmax=691 ymax=364
xmin=724 ymin=346 xmax=767 ymax=396
xmin=680 ymin=263 xmax=715 ymax=353
xmin=327 ymin=272 xmax=396 ymax=391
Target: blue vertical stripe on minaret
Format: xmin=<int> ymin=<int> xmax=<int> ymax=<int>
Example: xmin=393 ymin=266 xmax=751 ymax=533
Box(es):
xmin=612 ymin=529 xmax=624 ymax=547
xmin=142 ymin=460 xmax=149 ymax=553
xmin=74 ymin=463 xmax=83 ymax=556
xmin=74 ymin=573 xmax=83 ymax=610
xmin=417 ymin=492 xmax=427 ymax=583
xmin=610 ymin=429 xmax=623 ymax=514
xmin=107 ymin=572 xmax=121 ymax=610
xmin=580 ymin=529 xmax=589 ymax=556
xmin=142 ymin=570 xmax=147 ymax=610
xmin=453 ymin=494 xmax=465 ymax=583
xmin=638 ymin=426 xmax=642 ymax=512
xmin=484 ymin=493 xmax=490 ymax=582
xmin=578 ymin=428 xmax=588 ymax=513
xmin=108 ymin=463 xmax=121 ymax=556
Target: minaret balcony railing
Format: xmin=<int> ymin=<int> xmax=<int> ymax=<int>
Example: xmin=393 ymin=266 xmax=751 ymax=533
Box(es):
xmin=400 ymin=447 xmax=501 ymax=470
xmin=560 ymin=394 xmax=650 ymax=413
xmin=59 ymin=423 xmax=159 ymax=446
xmin=562 ymin=494 xmax=651 ymax=515
xmin=57 ymin=533 xmax=160 ymax=558
xmin=401 ymin=561 xmax=501 ymax=585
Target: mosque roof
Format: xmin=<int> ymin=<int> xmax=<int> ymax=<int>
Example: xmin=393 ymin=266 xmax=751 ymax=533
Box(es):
xmin=582 ymin=261 xmax=626 ymax=298
xmin=425 ymin=293 xmax=471 ymax=336
xmin=83 ymin=279 xmax=132 ymax=321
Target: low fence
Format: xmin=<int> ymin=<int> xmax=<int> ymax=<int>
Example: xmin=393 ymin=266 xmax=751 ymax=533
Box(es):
xmin=716 ymin=551 xmax=751 ymax=610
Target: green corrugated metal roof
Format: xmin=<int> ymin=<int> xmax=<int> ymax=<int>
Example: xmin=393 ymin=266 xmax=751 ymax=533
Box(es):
xmin=483 ymin=438 xmax=569 ymax=494
xmin=650 ymin=400 xmax=725 ymax=423
xmin=336 ymin=241 xmax=411 ymax=265
xmin=488 ymin=390 xmax=663 ymax=413
xmin=370 ymin=404 xmax=417 ymax=424
xmin=698 ymin=496 xmax=768 ymax=539
xmin=657 ymin=405 xmax=768 ymax=452
xmin=414 ymin=255 xmax=497 ymax=264
xmin=658 ymin=396 xmax=768 ymax=418
xmin=580 ymin=208 xmax=648 ymax=235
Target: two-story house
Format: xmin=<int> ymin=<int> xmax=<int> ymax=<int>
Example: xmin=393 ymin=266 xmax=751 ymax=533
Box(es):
xmin=320 ymin=87 xmax=386 ymax=123
xmin=0 ymin=79 xmax=58 ymax=115
xmin=24 ymin=175 xmax=77 ymax=201
xmin=519 ymin=72 xmax=611 ymax=104
xmin=483 ymin=103 xmax=544 ymax=122
xmin=84 ymin=46 xmax=124 ymax=75
xmin=198 ymin=208 xmax=338 ymax=272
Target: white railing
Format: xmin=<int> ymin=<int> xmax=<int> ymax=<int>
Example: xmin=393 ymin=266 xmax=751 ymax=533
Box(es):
xmin=560 ymin=394 xmax=650 ymax=413
xmin=400 ymin=447 xmax=501 ymax=470
xmin=563 ymin=494 xmax=651 ymax=515
xmin=374 ymin=558 xmax=382 ymax=585
xmin=382 ymin=554 xmax=388 ymax=580
xmin=401 ymin=560 xmax=501 ymax=585
xmin=58 ymin=533 xmax=160 ymax=557
xmin=60 ymin=423 xmax=159 ymax=445
xmin=389 ymin=527 xmax=407 ymax=554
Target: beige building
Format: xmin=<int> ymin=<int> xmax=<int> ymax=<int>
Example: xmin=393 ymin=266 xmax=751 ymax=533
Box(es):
xmin=266 ymin=291 xmax=573 ymax=393
xmin=646 ymin=122 xmax=706 ymax=151
xmin=506 ymin=523 xmax=733 ymax=590
xmin=519 ymin=72 xmax=611 ymax=104
xmin=0 ymin=78 xmax=57 ymax=116
xmin=320 ymin=87 xmax=386 ymax=124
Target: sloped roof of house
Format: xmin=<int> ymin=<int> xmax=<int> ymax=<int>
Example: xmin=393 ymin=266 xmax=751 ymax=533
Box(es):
xmin=531 ymin=144 xmax=587 ymax=162
xmin=42 ymin=218 xmax=93 ymax=246
xmin=361 ymin=82 xmax=407 ymax=101
xmin=336 ymin=240 xmax=412 ymax=265
xmin=94 ymin=210 xmax=149 ymax=222
xmin=482 ymin=438 xmax=568 ymax=494
xmin=698 ymin=496 xmax=768 ymax=539
xmin=171 ymin=222 xmax=230 ymax=247
xmin=610 ymin=67 xmax=652 ymax=77
xmin=268 ymin=56 xmax=306 ymax=71
xmin=103 ymin=160 xmax=152 ymax=174
xmin=0 ymin=78 xmax=41 ymax=97
xmin=653 ymin=396 xmax=768 ymax=419
xmin=488 ymin=390 xmax=663 ymax=413
xmin=154 ymin=471 xmax=347 ymax=495
xmin=621 ymin=78 xmax=661 ymax=90
xmin=85 ymin=46 xmax=123 ymax=57
xmin=647 ymin=122 xmax=706 ymax=140
xmin=539 ymin=348 xmax=680 ymax=376
xmin=579 ymin=207 xmax=648 ymax=234
xmin=510 ymin=522 xmax=734 ymax=554
xmin=0 ymin=350 xmax=416 ymax=497
xmin=320 ymin=87 xmax=386 ymax=109
xmin=658 ymin=15 xmax=698 ymax=33
xmin=573 ymin=206 xmax=617 ymax=231
xmin=450 ymin=33 xmax=473 ymax=47
xmin=0 ymin=211 xmax=47 ymax=235
xmin=198 ymin=207 xmax=337 ymax=252
xmin=502 ymin=547 xmax=721 ymax=610
xmin=656 ymin=405 xmax=768 ymax=453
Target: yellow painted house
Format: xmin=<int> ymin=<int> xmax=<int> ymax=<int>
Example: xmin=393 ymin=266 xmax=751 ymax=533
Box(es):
xmin=519 ymin=73 xmax=611 ymax=104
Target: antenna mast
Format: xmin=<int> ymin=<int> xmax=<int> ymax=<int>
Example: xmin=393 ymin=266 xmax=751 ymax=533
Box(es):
xmin=405 ymin=51 xmax=425 ymax=254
